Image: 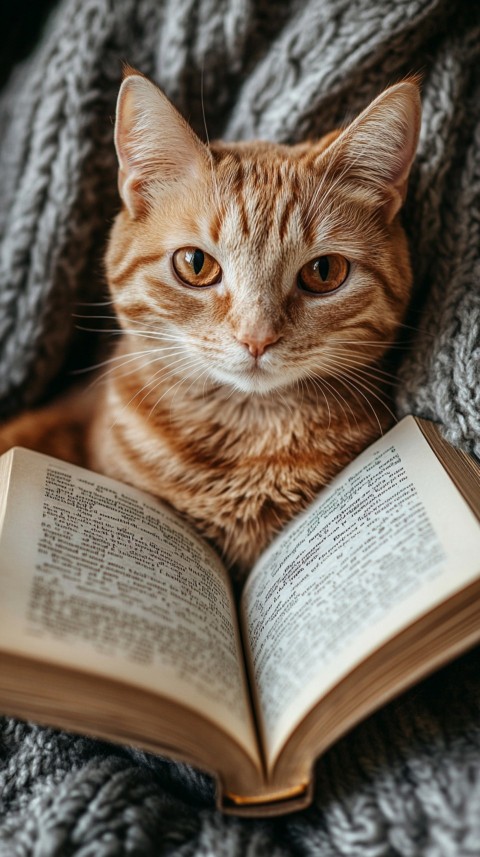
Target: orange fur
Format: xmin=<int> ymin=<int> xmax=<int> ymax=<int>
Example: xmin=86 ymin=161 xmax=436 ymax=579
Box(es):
xmin=0 ymin=73 xmax=421 ymax=582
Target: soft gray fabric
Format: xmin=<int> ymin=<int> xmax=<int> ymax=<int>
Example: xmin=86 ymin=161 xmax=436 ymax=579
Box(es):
xmin=1 ymin=652 xmax=480 ymax=856
xmin=0 ymin=0 xmax=479 ymax=854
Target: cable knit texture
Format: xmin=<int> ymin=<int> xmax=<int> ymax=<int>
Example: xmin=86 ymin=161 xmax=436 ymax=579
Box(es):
xmin=0 ymin=0 xmax=479 ymax=854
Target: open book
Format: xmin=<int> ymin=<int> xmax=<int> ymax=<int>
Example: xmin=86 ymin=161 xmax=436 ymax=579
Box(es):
xmin=0 ymin=416 xmax=479 ymax=816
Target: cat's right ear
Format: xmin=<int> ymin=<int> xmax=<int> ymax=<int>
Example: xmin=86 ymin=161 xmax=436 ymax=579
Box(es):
xmin=114 ymin=69 xmax=209 ymax=218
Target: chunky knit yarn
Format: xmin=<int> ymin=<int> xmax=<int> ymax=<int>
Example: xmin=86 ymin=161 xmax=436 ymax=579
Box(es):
xmin=0 ymin=0 xmax=479 ymax=455
xmin=0 ymin=0 xmax=479 ymax=854
xmin=1 ymin=653 xmax=480 ymax=856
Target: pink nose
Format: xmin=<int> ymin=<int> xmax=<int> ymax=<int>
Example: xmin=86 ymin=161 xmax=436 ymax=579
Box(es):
xmin=236 ymin=331 xmax=280 ymax=358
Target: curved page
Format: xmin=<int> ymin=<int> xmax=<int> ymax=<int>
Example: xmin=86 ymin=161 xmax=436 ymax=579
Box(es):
xmin=0 ymin=449 xmax=257 ymax=762
xmin=241 ymin=417 xmax=480 ymax=765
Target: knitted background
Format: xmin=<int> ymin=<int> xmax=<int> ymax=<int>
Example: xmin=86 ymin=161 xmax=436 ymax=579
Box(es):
xmin=0 ymin=0 xmax=479 ymax=854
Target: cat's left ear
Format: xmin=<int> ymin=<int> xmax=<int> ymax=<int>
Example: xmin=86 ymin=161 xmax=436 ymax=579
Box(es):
xmin=323 ymin=80 xmax=421 ymax=222
xmin=114 ymin=68 xmax=209 ymax=218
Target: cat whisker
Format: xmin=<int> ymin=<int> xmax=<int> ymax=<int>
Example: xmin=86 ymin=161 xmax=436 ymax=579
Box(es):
xmin=75 ymin=299 xmax=116 ymax=307
xmin=122 ymin=328 xmax=183 ymax=337
xmin=295 ymin=377 xmax=305 ymax=409
xmin=316 ymin=364 xmax=391 ymax=433
xmin=321 ymin=374 xmax=361 ymax=431
xmin=303 ymin=373 xmax=321 ymax=414
xmin=108 ymin=354 xmax=202 ymax=430
xmin=333 ymin=374 xmax=385 ymax=436
xmin=120 ymin=325 xmax=187 ymax=340
xmin=74 ymin=326 xmax=187 ymax=350
xmin=148 ymin=358 xmax=206 ymax=419
xmin=322 ymin=353 xmax=397 ymax=395
xmin=74 ymin=313 xmax=186 ymax=340
xmin=223 ymin=381 xmax=241 ymax=403
xmin=117 ymin=352 xmax=193 ymax=392
xmin=73 ymin=313 xmax=120 ymax=321
xmin=323 ymin=360 xmax=396 ymax=429
xmin=325 ymin=362 xmax=398 ymax=386
xmin=339 ymin=367 xmax=400 ymax=390
xmin=73 ymin=345 xmax=188 ymax=376
xmin=84 ymin=350 xmax=172 ymax=391
xmin=304 ymin=373 xmax=333 ymax=430
xmin=327 ymin=350 xmax=399 ymax=376
xmin=137 ymin=355 xmax=203 ymax=409
xmin=203 ymin=371 xmax=216 ymax=400
xmin=324 ymin=339 xmax=414 ymax=351
xmin=277 ymin=388 xmax=294 ymax=419
xmin=81 ymin=348 xmax=191 ymax=394
xmin=76 ymin=323 xmax=182 ymax=341
xmin=396 ymin=321 xmax=434 ymax=337
xmin=130 ymin=319 xmax=182 ymax=334
xmin=176 ymin=357 xmax=210 ymax=398
xmin=75 ymin=324 xmax=122 ymax=335
xmin=314 ymin=378 xmax=333 ymax=430
xmin=111 ymin=351 xmax=192 ymax=387
xmin=308 ymin=371 xmax=358 ymax=431
xmin=322 ymin=350 xmax=400 ymax=384
xmin=175 ymin=363 xmax=213 ymax=414
xmin=340 ymin=371 xmax=394 ymax=406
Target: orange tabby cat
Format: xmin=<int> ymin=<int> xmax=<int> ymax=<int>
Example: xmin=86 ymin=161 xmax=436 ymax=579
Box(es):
xmin=0 ymin=70 xmax=421 ymax=581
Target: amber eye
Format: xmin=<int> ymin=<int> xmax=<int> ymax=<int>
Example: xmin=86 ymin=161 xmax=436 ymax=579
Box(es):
xmin=298 ymin=254 xmax=349 ymax=294
xmin=172 ymin=247 xmax=221 ymax=287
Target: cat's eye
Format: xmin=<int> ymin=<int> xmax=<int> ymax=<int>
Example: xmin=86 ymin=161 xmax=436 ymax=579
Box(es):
xmin=172 ymin=247 xmax=222 ymax=288
xmin=298 ymin=254 xmax=349 ymax=295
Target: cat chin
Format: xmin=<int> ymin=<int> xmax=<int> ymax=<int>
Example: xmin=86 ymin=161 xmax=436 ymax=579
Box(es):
xmin=210 ymin=366 xmax=296 ymax=396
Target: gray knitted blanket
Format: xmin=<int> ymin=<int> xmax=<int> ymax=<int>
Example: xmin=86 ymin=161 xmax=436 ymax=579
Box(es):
xmin=0 ymin=0 xmax=479 ymax=854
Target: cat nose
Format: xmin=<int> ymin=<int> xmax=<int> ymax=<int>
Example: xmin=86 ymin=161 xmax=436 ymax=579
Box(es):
xmin=236 ymin=330 xmax=281 ymax=358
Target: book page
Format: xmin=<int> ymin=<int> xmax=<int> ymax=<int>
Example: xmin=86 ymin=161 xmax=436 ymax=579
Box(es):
xmin=0 ymin=449 xmax=257 ymax=760
xmin=241 ymin=417 xmax=480 ymax=765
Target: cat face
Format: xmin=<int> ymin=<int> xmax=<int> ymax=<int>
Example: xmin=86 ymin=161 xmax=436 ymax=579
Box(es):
xmin=106 ymin=71 xmax=420 ymax=396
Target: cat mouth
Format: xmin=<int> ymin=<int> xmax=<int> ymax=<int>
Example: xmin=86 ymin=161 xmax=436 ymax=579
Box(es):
xmin=212 ymin=359 xmax=291 ymax=395
xmin=244 ymin=356 xmax=279 ymax=380
xmin=224 ymin=362 xmax=272 ymax=382
xmin=246 ymin=360 xmax=267 ymax=373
